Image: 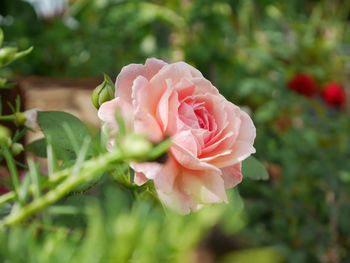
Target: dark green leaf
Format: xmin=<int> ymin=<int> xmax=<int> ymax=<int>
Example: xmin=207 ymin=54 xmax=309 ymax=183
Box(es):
xmin=242 ymin=156 xmax=269 ymax=180
xmin=26 ymin=138 xmax=47 ymax=158
xmin=38 ymin=111 xmax=92 ymax=160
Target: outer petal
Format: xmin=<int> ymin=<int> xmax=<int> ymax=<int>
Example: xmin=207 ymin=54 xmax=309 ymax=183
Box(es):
xmin=131 ymin=75 xmax=163 ymax=142
xmin=154 ymin=156 xmax=179 ymax=193
xmin=236 ymin=110 xmax=256 ymax=145
xmin=116 ymin=58 xmax=167 ymax=103
xmin=182 ymin=170 xmax=228 ymax=203
xmin=130 ymin=162 xmax=163 ymax=180
xmin=221 ymin=163 xmax=242 ymax=188
xmin=147 ymin=62 xmax=203 ymax=108
xmin=98 ymin=97 xmax=134 ymax=131
xmin=190 ymin=77 xmax=219 ymax=96
xmin=134 ymin=172 xmax=148 ymax=186
xmin=157 ymin=187 xmax=197 ymax=215
xmin=151 ymin=62 xmax=203 ymax=85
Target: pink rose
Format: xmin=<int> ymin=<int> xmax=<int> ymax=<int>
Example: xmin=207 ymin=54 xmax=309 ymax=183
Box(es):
xmin=98 ymin=58 xmax=256 ymax=214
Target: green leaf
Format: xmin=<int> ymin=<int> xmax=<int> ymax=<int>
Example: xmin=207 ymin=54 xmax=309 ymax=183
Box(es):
xmin=0 ymin=29 xmax=3 ymax=47
xmin=242 ymin=156 xmax=269 ymax=180
xmin=13 ymin=46 xmax=33 ymax=61
xmin=26 ymin=138 xmax=47 ymax=158
xmin=38 ymin=111 xmax=92 ymax=160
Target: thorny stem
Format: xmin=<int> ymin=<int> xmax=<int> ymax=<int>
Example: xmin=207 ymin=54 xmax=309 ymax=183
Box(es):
xmin=0 ymin=139 xmax=171 ymax=227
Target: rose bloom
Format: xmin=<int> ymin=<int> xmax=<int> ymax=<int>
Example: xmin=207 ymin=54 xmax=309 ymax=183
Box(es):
xmin=321 ymin=82 xmax=346 ymax=108
xmin=98 ymin=58 xmax=256 ymax=214
xmin=287 ymin=73 xmax=317 ymax=97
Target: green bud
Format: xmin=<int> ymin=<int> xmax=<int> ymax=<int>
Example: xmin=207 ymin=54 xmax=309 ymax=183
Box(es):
xmin=14 ymin=112 xmax=26 ymax=126
xmin=0 ymin=47 xmax=18 ymax=66
xmin=91 ymin=74 xmax=115 ymax=109
xmin=11 ymin=143 xmax=24 ymax=156
xmin=0 ymin=125 xmax=10 ymax=145
xmin=121 ymin=134 xmax=152 ymax=159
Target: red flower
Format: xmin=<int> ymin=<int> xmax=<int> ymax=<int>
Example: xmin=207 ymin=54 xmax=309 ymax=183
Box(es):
xmin=288 ymin=73 xmax=317 ymax=97
xmin=321 ymin=82 xmax=346 ymax=108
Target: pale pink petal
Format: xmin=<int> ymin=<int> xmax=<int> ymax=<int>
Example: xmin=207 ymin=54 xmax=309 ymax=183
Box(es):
xmin=203 ymin=142 xmax=256 ymax=168
xmin=116 ymin=58 xmax=167 ymax=103
xmin=130 ymin=162 xmax=163 ymax=180
xmin=147 ymin=62 xmax=203 ymax=107
xmin=190 ymin=77 xmax=219 ymax=96
xmin=199 ymin=131 xmax=235 ymax=157
xmin=164 ymin=89 xmax=181 ymax=135
xmin=98 ymin=97 xmax=134 ymax=131
xmin=182 ymin=170 xmax=228 ymax=203
xmin=134 ymin=172 xmax=148 ymax=186
xmin=171 ymin=142 xmax=221 ymax=175
xmin=172 ymin=130 xmax=199 ymax=156
xmin=131 ymin=76 xmax=163 ymax=142
xmin=236 ymin=110 xmax=256 ymax=145
xmin=178 ymin=102 xmax=200 ymax=129
xmin=157 ymin=188 xmax=196 ymax=215
xmin=221 ymin=163 xmax=242 ymax=188
xmin=156 ymin=79 xmax=174 ymax=132
xmin=134 ymin=106 xmax=163 ymax=142
xmin=175 ymin=78 xmax=196 ymax=101
xmin=151 ymin=62 xmax=203 ymax=84
xmin=131 ymin=76 xmax=155 ymax=112
xmin=154 ymin=156 xmax=179 ymax=193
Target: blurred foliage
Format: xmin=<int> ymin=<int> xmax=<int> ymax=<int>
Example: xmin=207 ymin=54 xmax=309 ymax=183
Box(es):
xmin=0 ymin=183 xmax=246 ymax=263
xmin=1 ymin=0 xmax=350 ymax=262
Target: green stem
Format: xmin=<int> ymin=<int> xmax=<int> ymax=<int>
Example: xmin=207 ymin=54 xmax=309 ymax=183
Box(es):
xmin=0 ymin=114 xmax=15 ymax=121
xmin=0 ymin=138 xmax=171 ymax=226
xmin=0 ymin=192 xmax=16 ymax=205
xmin=2 ymin=146 xmax=20 ymax=194
xmin=0 ymin=149 xmax=122 ymax=227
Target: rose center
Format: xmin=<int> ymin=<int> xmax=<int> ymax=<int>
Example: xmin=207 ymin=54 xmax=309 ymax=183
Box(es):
xmin=178 ymin=99 xmax=214 ymax=131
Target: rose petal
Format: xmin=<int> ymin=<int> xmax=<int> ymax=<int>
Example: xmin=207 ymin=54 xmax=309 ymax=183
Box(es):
xmin=171 ymin=142 xmax=221 ymax=174
xmin=98 ymin=97 xmax=134 ymax=130
xmin=172 ymin=130 xmax=199 ymax=156
xmin=134 ymin=172 xmax=148 ymax=186
xmin=154 ymin=156 xmax=179 ymax=193
xmin=236 ymin=110 xmax=256 ymax=145
xmin=117 ymin=58 xmax=167 ymax=103
xmin=182 ymin=170 xmax=228 ymax=203
xmin=131 ymin=162 xmax=163 ymax=180
xmin=221 ymin=163 xmax=242 ymax=188
xmin=203 ymin=142 xmax=256 ymax=168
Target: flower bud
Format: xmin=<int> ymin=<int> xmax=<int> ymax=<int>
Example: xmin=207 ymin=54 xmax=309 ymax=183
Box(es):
xmin=120 ymin=134 xmax=152 ymax=159
xmin=0 ymin=125 xmax=10 ymax=145
xmin=11 ymin=143 xmax=24 ymax=156
xmin=14 ymin=109 xmax=39 ymax=129
xmin=14 ymin=112 xmax=26 ymax=126
xmin=0 ymin=47 xmax=18 ymax=66
xmin=91 ymin=74 xmax=115 ymax=109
